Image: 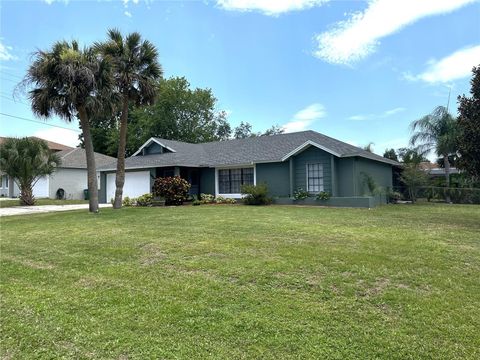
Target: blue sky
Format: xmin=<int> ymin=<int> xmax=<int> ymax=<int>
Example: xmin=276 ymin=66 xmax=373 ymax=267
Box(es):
xmin=1 ymin=0 xmax=479 ymax=157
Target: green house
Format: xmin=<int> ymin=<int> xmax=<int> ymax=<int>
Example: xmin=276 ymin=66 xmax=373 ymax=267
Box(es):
xmin=98 ymin=130 xmax=400 ymax=207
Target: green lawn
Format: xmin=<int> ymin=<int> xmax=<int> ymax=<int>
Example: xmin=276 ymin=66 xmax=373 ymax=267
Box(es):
xmin=1 ymin=204 xmax=479 ymax=359
xmin=0 ymin=199 xmax=88 ymax=208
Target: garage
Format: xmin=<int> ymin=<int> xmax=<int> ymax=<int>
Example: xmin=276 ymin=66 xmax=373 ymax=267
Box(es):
xmin=33 ymin=176 xmax=49 ymax=198
xmin=106 ymin=171 xmax=151 ymax=202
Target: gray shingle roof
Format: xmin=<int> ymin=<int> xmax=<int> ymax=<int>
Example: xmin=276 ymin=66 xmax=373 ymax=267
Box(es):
xmin=99 ymin=130 xmax=400 ymax=171
xmin=57 ymin=148 xmax=116 ymax=169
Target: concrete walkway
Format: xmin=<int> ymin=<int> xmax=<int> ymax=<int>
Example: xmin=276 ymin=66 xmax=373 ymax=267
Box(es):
xmin=0 ymin=204 xmax=111 ymax=217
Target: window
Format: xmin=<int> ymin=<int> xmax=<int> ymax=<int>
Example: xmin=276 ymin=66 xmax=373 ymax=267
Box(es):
xmin=218 ymin=168 xmax=254 ymax=194
xmin=307 ymin=163 xmax=324 ymax=193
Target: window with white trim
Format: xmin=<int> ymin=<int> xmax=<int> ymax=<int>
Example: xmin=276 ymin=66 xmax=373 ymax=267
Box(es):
xmin=218 ymin=168 xmax=254 ymax=194
xmin=307 ymin=163 xmax=324 ymax=193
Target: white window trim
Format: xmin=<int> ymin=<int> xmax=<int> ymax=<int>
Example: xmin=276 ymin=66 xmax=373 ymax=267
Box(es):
xmin=306 ymin=163 xmax=324 ymax=194
xmin=4 ymin=175 xmax=8 ymax=189
xmin=215 ymin=165 xmax=256 ymax=198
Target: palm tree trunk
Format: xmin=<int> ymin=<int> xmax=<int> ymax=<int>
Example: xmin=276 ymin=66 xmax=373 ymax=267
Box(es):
xmin=113 ymin=97 xmax=129 ymax=209
xmin=78 ymin=107 xmax=99 ymax=213
xmin=19 ymin=182 xmax=34 ymax=206
xmin=443 ymin=154 xmax=451 ymax=203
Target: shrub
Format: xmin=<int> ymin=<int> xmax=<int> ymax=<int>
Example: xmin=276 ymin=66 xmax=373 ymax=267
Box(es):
xmin=136 ymin=193 xmax=153 ymax=207
xmin=192 ymin=199 xmax=202 ymax=206
xmin=241 ymin=183 xmax=271 ymax=205
xmin=153 ymin=176 xmax=191 ymax=205
xmin=293 ymin=188 xmax=308 ymax=200
xmin=225 ymin=198 xmax=237 ymax=204
xmin=215 ymin=196 xmax=227 ymax=204
xmin=316 ymin=191 xmax=331 ymax=201
xmin=122 ymin=196 xmax=134 ymax=207
xmin=387 ymin=190 xmax=402 ymax=203
xmin=200 ymin=193 xmax=215 ymax=204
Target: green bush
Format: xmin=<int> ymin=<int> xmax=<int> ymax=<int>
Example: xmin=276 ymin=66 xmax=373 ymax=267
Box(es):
xmin=241 ymin=183 xmax=271 ymax=205
xmin=192 ymin=199 xmax=202 ymax=206
xmin=153 ymin=176 xmax=191 ymax=206
xmin=200 ymin=193 xmax=215 ymax=204
xmin=293 ymin=188 xmax=308 ymax=200
xmin=122 ymin=196 xmax=134 ymax=207
xmin=225 ymin=198 xmax=237 ymax=204
xmin=136 ymin=193 xmax=153 ymax=207
xmin=316 ymin=191 xmax=331 ymax=201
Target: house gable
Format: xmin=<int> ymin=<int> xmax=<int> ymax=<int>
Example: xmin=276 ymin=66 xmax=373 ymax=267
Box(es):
xmin=132 ymin=138 xmax=176 ymax=156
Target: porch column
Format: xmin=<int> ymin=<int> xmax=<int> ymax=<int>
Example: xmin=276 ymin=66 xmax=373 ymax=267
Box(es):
xmin=331 ymin=155 xmax=337 ymax=197
xmin=289 ymin=158 xmax=294 ymax=197
xmin=174 ymin=166 xmax=180 ymax=176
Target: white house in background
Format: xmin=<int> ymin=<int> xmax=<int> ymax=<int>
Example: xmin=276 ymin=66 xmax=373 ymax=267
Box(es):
xmin=0 ymin=137 xmax=115 ymax=200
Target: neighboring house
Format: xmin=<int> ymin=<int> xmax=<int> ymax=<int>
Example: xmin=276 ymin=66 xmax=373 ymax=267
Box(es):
xmin=419 ymin=162 xmax=459 ymax=177
xmin=0 ymin=138 xmax=115 ymax=199
xmin=98 ymin=130 xmax=401 ymax=207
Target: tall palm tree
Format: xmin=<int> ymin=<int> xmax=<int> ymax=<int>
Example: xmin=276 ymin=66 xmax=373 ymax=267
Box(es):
xmin=97 ymin=29 xmax=162 ymax=209
xmin=23 ymin=40 xmax=114 ymax=212
xmin=0 ymin=137 xmax=61 ymax=205
xmin=410 ymin=106 xmax=458 ymax=203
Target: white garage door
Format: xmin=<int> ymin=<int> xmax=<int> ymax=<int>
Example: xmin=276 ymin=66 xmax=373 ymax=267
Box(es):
xmin=33 ymin=176 xmax=49 ymax=198
xmin=106 ymin=171 xmax=151 ymax=202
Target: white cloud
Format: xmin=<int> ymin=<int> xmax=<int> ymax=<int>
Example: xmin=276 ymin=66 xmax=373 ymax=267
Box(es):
xmin=216 ymin=0 xmax=328 ymax=16
xmin=314 ymin=0 xmax=476 ymax=65
xmin=282 ymin=103 xmax=326 ymax=132
xmin=124 ymin=11 xmax=132 ymax=17
xmin=404 ymin=45 xmax=480 ymax=84
xmin=0 ymin=40 xmax=16 ymax=61
xmin=348 ymin=107 xmax=405 ymax=121
xmin=42 ymin=0 xmax=69 ymax=4
xmin=33 ymin=128 xmax=80 ymax=148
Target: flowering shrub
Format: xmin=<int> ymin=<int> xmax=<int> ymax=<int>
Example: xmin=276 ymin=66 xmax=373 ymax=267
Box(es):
xmin=293 ymin=188 xmax=308 ymax=200
xmin=122 ymin=196 xmax=134 ymax=207
xmin=200 ymin=193 xmax=215 ymax=204
xmin=136 ymin=193 xmax=153 ymax=207
xmin=224 ymin=198 xmax=237 ymax=204
xmin=215 ymin=196 xmax=237 ymax=204
xmin=153 ymin=176 xmax=191 ymax=205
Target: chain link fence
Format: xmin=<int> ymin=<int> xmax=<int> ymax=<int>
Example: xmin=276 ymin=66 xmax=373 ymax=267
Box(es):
xmin=391 ymin=186 xmax=480 ymax=204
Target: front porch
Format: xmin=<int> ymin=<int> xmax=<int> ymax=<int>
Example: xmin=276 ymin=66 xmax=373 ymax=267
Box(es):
xmin=155 ymin=166 xmax=200 ymax=196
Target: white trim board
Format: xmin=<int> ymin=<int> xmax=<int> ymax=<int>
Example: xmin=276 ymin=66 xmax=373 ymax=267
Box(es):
xmin=132 ymin=138 xmax=177 ymax=156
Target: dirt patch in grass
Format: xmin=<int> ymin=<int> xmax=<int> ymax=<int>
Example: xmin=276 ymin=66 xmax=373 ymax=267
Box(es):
xmin=139 ymin=243 xmax=166 ymax=266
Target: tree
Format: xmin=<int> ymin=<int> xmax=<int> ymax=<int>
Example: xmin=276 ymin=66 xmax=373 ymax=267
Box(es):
xmin=397 ymin=147 xmax=428 ymax=166
xmin=410 ymin=106 xmax=458 ymax=202
xmin=0 ymin=138 xmax=60 ymax=205
xmin=457 ymin=65 xmax=480 ymax=179
xmin=23 ymin=40 xmax=112 ymax=212
xmin=98 ymin=29 xmax=162 ymax=209
xmin=400 ymin=164 xmax=428 ymax=203
xmin=383 ymin=148 xmax=398 ymax=162
xmin=262 ymin=125 xmax=284 ymax=136
xmin=234 ymin=121 xmax=255 ymax=139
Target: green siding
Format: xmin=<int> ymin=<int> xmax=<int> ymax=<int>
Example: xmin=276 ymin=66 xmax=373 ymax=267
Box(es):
xmin=337 ymin=158 xmax=355 ymax=197
xmin=256 ymin=162 xmax=290 ymax=197
xmin=99 ymin=172 xmax=107 ymax=203
xmin=200 ymin=168 xmax=215 ymax=195
xmin=292 ymin=146 xmax=332 ymax=194
xmin=354 ymin=157 xmax=393 ymax=195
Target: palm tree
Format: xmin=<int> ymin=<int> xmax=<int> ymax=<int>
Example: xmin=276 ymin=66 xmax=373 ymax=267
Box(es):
xmin=22 ymin=40 xmax=113 ymax=212
xmin=410 ymin=106 xmax=458 ymax=203
xmin=97 ymin=29 xmax=162 ymax=209
xmin=363 ymin=142 xmax=375 ymax=153
xmin=0 ymin=137 xmax=60 ymax=205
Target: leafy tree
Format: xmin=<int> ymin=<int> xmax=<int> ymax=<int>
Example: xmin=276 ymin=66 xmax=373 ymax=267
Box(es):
xmin=262 ymin=125 xmax=284 ymax=136
xmin=410 ymin=106 xmax=458 ymax=202
xmin=234 ymin=121 xmax=255 ymax=139
xmin=397 ymin=147 xmax=428 ymax=165
xmin=83 ymin=77 xmax=232 ymax=157
xmin=457 ymin=65 xmax=480 ymax=179
xmin=98 ymin=29 xmax=162 ymax=209
xmin=23 ymin=40 xmax=112 ymax=212
xmin=400 ymin=164 xmax=428 ymax=203
xmin=383 ymin=148 xmax=398 ymax=161
xmin=0 ymin=138 xmax=60 ymax=205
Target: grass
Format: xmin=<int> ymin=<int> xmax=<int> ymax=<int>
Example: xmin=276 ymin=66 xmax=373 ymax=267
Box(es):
xmin=1 ymin=203 xmax=479 ymax=359
xmin=0 ymin=199 xmax=88 ymax=208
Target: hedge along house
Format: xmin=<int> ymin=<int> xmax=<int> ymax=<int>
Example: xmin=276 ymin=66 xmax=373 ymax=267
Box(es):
xmin=98 ymin=130 xmax=400 ymax=207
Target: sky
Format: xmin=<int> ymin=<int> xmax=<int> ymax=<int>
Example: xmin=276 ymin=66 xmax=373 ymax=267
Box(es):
xmin=0 ymin=0 xmax=479 ymax=158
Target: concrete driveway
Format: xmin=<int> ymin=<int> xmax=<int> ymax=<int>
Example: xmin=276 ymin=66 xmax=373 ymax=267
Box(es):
xmin=0 ymin=204 xmax=111 ymax=217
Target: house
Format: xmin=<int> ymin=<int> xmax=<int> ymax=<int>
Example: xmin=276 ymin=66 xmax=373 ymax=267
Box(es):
xmin=419 ymin=162 xmax=459 ymax=177
xmin=0 ymin=137 xmax=115 ymax=199
xmin=98 ymin=130 xmax=401 ymax=207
